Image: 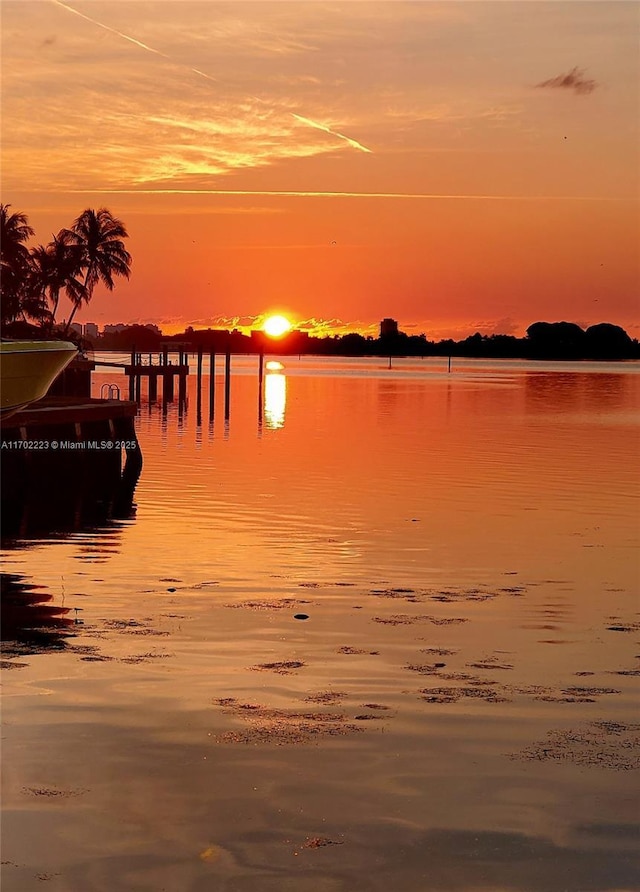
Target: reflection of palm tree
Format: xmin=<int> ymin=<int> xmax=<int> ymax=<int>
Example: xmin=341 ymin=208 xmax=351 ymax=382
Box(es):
xmin=62 ymin=208 xmax=131 ymax=334
xmin=30 ymin=232 xmax=86 ymax=329
xmin=1 ymin=203 xmax=35 ymax=325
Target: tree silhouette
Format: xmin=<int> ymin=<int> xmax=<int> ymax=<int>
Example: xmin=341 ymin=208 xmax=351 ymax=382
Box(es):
xmin=61 ymin=208 xmax=131 ymax=334
xmin=1 ymin=204 xmax=36 ymax=325
xmin=30 ymin=231 xmax=86 ymax=329
xmin=585 ymin=323 xmax=633 ymax=358
xmin=526 ymin=321 xmax=586 ymax=358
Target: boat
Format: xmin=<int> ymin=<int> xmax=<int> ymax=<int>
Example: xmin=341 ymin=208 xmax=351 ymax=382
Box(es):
xmin=0 ymin=340 xmax=78 ymax=419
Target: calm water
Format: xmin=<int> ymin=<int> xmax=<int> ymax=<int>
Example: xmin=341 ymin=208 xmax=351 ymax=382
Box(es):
xmin=2 ymin=357 xmax=639 ymax=892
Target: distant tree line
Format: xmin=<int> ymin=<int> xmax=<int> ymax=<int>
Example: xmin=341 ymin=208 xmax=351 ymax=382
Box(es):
xmin=94 ymin=320 xmax=639 ymax=361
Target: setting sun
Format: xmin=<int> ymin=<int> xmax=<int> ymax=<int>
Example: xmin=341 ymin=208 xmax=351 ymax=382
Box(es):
xmin=263 ymin=315 xmax=292 ymax=338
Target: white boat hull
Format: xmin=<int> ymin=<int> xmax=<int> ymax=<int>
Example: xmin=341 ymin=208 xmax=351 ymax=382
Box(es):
xmin=0 ymin=340 xmax=78 ymax=419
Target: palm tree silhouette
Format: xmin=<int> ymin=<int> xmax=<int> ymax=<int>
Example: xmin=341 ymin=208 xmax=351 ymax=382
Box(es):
xmin=30 ymin=231 xmax=87 ymax=330
xmin=1 ymin=203 xmax=36 ymax=325
xmin=61 ymin=208 xmax=131 ymax=335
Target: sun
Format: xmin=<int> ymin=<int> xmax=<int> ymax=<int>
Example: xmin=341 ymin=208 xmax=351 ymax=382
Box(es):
xmin=263 ymin=314 xmax=292 ymax=338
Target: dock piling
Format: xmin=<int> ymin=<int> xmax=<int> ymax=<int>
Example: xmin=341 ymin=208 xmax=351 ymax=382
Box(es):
xmin=196 ymin=348 xmax=203 ymax=422
xmin=258 ymin=351 xmax=264 ymax=424
xmin=224 ymin=352 xmax=231 ymax=420
xmin=209 ymin=352 xmax=215 ymax=422
xmin=178 ymin=369 xmax=187 ymax=405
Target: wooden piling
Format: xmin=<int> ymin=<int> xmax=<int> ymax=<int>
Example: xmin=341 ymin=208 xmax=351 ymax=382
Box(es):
xmin=129 ymin=347 xmax=136 ymax=399
xmin=209 ymin=352 xmax=215 ymax=421
xmin=178 ymin=369 xmax=187 ymax=404
xmin=196 ymin=348 xmax=203 ymax=420
xmin=149 ymin=374 xmax=158 ymax=401
xmin=224 ymin=352 xmax=231 ymax=420
xmin=258 ymin=352 xmax=264 ymax=424
xmin=164 ymin=369 xmax=175 ymax=401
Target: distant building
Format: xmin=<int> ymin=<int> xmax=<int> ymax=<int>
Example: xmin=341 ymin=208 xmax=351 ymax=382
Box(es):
xmin=84 ymin=322 xmax=99 ymax=339
xmin=103 ymin=324 xmax=128 ymax=334
xmin=380 ymin=318 xmax=399 ymax=337
xmin=69 ymin=322 xmax=83 ymax=336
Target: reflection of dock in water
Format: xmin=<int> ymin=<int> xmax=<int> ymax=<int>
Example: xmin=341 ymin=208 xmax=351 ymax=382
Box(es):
xmin=0 ymin=395 xmax=142 ymax=539
xmin=1 ymin=573 xmax=76 ymax=657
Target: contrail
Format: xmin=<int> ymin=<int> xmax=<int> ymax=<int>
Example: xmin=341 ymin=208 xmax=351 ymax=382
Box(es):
xmin=291 ymin=113 xmax=372 ymax=154
xmin=61 ymin=189 xmax=631 ymax=202
xmin=191 ymin=68 xmax=218 ymax=83
xmin=50 ymin=0 xmax=371 ymax=153
xmin=51 ymin=0 xmax=170 ymax=58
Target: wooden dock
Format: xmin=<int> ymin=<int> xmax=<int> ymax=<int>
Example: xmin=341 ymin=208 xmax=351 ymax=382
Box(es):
xmin=122 ymin=348 xmax=190 ymax=402
xmin=1 ymin=395 xmax=138 ymax=430
xmin=1 ymin=396 xmax=142 ymax=538
xmin=97 ymin=347 xmax=245 ymax=422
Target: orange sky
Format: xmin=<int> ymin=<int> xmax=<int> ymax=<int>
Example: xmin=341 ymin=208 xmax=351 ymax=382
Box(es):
xmin=2 ymin=1 xmax=638 ymax=339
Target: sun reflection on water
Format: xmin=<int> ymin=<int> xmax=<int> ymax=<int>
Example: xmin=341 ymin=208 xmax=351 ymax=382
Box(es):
xmin=264 ymin=366 xmax=286 ymax=429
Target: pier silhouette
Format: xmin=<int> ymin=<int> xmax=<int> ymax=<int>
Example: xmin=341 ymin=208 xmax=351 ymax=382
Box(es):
xmin=98 ymin=346 xmax=266 ymax=425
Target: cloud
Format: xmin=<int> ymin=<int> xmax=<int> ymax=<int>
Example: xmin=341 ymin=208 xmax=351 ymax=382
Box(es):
xmin=185 ymin=315 xmax=259 ymax=330
xmin=427 ymin=318 xmax=525 ymax=341
xmin=475 ymin=316 xmax=520 ymax=336
xmin=297 ymin=317 xmax=379 ymax=338
xmin=535 ymin=67 xmax=597 ymax=95
xmin=151 ymin=315 xmax=381 ymax=338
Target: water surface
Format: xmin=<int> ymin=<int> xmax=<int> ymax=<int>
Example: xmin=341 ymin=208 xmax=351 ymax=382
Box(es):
xmin=2 ymin=357 xmax=639 ymax=891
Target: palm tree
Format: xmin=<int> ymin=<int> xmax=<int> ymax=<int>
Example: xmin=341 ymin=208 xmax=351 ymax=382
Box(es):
xmin=1 ymin=203 xmax=33 ymax=265
xmin=61 ymin=208 xmax=131 ymax=334
xmin=30 ymin=232 xmax=86 ymax=329
xmin=1 ymin=203 xmax=35 ymax=325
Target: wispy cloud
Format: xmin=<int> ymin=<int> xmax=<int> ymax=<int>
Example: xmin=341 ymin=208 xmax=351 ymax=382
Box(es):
xmin=297 ymin=317 xmax=379 ymax=338
xmin=48 ymin=0 xmax=371 ymax=158
xmin=1 ymin=90 xmax=368 ymax=190
xmin=535 ymin=67 xmax=597 ymax=95
xmin=427 ymin=318 xmax=522 ymax=341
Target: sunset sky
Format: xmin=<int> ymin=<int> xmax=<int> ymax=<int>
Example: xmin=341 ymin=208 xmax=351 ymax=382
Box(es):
xmin=2 ymin=1 xmax=638 ymax=339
